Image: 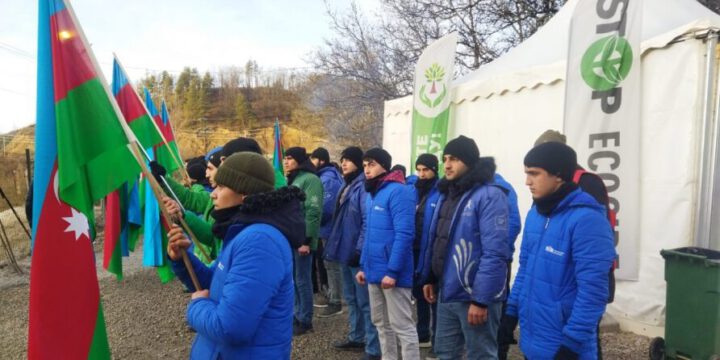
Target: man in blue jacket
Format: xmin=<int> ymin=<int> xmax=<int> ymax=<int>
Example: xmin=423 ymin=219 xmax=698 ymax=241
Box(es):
xmin=167 ymin=152 xmax=304 ymax=359
xmin=412 ymin=153 xmax=441 ymax=351
xmin=324 ymin=146 xmax=381 ymax=360
xmin=311 ymin=147 xmax=345 ymax=317
xmin=356 ymin=148 xmax=420 ymax=360
xmin=418 ymin=135 xmax=510 ymax=360
xmin=506 ymin=142 xmax=615 ymax=359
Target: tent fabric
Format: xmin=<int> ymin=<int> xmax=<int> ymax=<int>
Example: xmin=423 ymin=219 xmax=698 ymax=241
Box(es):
xmin=383 ymin=0 xmax=720 ymax=336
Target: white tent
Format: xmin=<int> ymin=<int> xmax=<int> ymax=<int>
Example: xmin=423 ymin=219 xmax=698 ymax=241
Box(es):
xmin=383 ymin=0 xmax=720 ymax=337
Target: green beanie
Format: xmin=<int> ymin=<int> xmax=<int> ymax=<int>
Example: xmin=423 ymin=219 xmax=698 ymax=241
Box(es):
xmin=214 ymin=152 xmax=274 ymax=195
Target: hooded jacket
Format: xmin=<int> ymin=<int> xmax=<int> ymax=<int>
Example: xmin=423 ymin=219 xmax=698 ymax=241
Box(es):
xmin=288 ymin=160 xmax=323 ymax=250
xmin=493 ymin=172 xmax=522 ymax=260
xmin=167 ymin=177 xmax=219 ymax=263
xmin=324 ymin=172 xmax=367 ymax=265
xmin=506 ymin=188 xmax=615 ymax=359
xmin=317 ymin=164 xmax=344 ymax=239
xmin=417 ymin=159 xmax=511 ymax=305
xmin=172 ymin=186 xmax=305 ymax=359
xmin=360 ymin=170 xmax=416 ymax=288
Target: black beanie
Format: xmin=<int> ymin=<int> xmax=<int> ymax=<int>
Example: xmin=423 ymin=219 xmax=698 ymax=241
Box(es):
xmin=285 ymin=147 xmax=308 ymax=164
xmin=391 ymin=164 xmax=406 ymax=177
xmin=524 ymin=142 xmax=577 ymax=182
xmin=363 ymin=148 xmax=392 ymax=172
xmin=310 ymin=147 xmax=330 ymax=163
xmin=340 ymin=146 xmax=363 ymax=170
xmin=186 ymin=157 xmax=207 ymax=182
xmin=207 ymin=147 xmax=223 ymax=167
xmin=214 ymin=152 xmax=275 ymax=195
xmin=222 ymin=137 xmax=262 ymax=158
xmin=443 ymin=135 xmax=480 ymax=167
xmin=415 ymin=153 xmax=439 ymax=174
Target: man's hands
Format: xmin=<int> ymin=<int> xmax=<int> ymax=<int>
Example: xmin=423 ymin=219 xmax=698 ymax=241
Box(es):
xmin=381 ymin=276 xmax=396 ymax=289
xmin=167 ymin=224 xmax=191 ymax=261
xmin=468 ymin=303 xmax=488 ymax=326
xmin=162 ymin=196 xmax=183 ymax=221
xmin=423 ymin=284 xmax=436 ymax=304
xmin=355 ymin=270 xmax=366 ymax=285
xmin=191 ymin=289 xmax=209 ymax=300
xmin=298 ymin=245 xmax=311 ymax=256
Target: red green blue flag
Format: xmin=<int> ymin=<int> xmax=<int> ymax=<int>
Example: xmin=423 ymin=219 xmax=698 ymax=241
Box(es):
xmin=29 ymin=0 xmax=141 ymax=358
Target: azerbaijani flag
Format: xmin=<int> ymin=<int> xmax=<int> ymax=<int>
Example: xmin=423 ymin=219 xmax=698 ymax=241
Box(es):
xmin=29 ymin=0 xmax=141 ymax=358
xmin=144 ymin=89 xmax=180 ymax=174
xmin=273 ymin=119 xmax=286 ymax=188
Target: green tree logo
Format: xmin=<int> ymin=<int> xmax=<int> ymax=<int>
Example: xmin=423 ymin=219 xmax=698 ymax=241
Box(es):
xmin=419 ymin=63 xmax=448 ymax=108
xmin=580 ymin=35 xmax=633 ymax=91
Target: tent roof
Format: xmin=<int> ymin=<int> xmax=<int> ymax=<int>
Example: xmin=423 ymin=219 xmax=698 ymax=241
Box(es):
xmin=385 ymin=0 xmax=720 ymax=116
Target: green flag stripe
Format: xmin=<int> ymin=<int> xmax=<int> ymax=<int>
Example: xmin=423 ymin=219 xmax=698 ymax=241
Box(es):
xmin=55 ymin=78 xmax=140 ymax=219
xmin=129 ymin=114 xmax=163 ymax=150
xmin=87 ymin=302 xmax=111 ymax=359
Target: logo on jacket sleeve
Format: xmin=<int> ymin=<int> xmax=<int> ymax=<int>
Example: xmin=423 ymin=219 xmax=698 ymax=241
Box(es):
xmin=218 ymin=262 xmax=225 ymax=271
xmin=452 ymin=238 xmax=477 ymax=294
xmin=373 ymin=205 xmax=385 ymax=212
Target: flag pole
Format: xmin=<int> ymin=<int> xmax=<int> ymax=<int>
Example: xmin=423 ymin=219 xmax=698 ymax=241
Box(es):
xmin=65 ymin=1 xmax=202 ymax=290
xmin=112 ymin=53 xmax=191 ymax=184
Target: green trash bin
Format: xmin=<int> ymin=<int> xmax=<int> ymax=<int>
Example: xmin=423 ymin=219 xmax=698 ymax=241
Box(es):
xmin=650 ymin=247 xmax=720 ymax=359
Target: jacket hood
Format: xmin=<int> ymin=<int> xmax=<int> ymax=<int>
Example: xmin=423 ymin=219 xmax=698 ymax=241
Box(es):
xmin=229 ymin=186 xmax=306 ymax=249
xmin=438 ymin=156 xmax=496 ymax=195
xmin=553 ymin=187 xmax=607 ymax=215
xmin=318 ymin=165 xmax=343 ymax=182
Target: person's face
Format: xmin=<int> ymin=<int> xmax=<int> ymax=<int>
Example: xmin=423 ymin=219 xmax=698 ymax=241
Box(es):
xmin=210 ymin=184 xmax=245 ymax=210
xmin=341 ymin=158 xmax=357 ymax=175
xmin=443 ymin=155 xmax=468 ymax=181
xmin=363 ymin=159 xmax=385 ymax=180
xmin=415 ymin=164 xmax=436 ymax=180
xmin=206 ymin=163 xmax=218 ymax=187
xmin=310 ymin=157 xmax=324 ymax=168
xmin=283 ymin=156 xmax=299 ymax=174
xmin=525 ymin=166 xmax=563 ymax=200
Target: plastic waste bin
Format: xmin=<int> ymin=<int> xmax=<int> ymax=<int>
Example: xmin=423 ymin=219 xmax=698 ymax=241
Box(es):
xmin=649 ymin=247 xmax=720 ymax=360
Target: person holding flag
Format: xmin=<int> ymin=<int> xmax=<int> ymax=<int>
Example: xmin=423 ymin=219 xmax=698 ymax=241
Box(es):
xmin=167 ymin=152 xmax=305 ymax=359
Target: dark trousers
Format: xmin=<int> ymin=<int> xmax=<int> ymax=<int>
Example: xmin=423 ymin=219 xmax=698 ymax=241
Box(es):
xmin=312 ymin=239 xmax=329 ymax=293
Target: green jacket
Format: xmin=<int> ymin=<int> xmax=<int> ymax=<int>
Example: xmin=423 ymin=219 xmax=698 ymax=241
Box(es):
xmin=289 ymin=170 xmax=323 ymax=250
xmin=167 ymin=177 xmax=219 ymax=263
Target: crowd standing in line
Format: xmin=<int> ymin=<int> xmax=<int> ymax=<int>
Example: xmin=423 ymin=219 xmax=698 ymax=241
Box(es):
xmin=155 ymin=131 xmax=616 ymax=360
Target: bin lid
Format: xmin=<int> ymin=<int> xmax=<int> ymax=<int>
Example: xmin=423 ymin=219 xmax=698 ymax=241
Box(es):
xmin=660 ymin=247 xmax=720 ymax=266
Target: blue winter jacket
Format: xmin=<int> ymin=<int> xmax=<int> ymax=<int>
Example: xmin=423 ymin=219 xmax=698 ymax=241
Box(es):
xmin=172 ymin=190 xmax=303 ymax=359
xmin=324 ymin=173 xmax=367 ymax=264
xmin=493 ymin=173 xmax=522 ymax=259
xmin=417 ymin=180 xmax=510 ymax=305
xmin=317 ymin=165 xmax=344 ymax=239
xmin=361 ymin=170 xmax=416 ymax=288
xmin=506 ymin=188 xmax=615 ymax=359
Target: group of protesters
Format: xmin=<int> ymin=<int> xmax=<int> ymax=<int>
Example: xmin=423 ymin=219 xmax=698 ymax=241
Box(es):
xmin=156 ymin=130 xmax=616 ymax=360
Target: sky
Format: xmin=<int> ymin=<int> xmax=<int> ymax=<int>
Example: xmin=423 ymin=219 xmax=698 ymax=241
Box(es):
xmin=0 ymin=0 xmax=379 ymax=134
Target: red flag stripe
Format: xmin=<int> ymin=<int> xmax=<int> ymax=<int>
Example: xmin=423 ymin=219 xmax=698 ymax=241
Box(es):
xmin=50 ymin=8 xmax=95 ymax=102
xmin=114 ymin=84 xmax=147 ymax=124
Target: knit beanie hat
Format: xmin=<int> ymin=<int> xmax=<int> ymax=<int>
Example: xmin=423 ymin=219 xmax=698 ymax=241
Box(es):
xmin=524 ymin=142 xmax=577 ymax=182
xmin=443 ymin=135 xmax=480 ymax=167
xmin=222 ymin=137 xmax=262 ymax=158
xmin=534 ymin=129 xmax=567 ymax=147
xmin=415 ymin=153 xmax=439 ymax=174
xmin=363 ymin=148 xmax=392 ymax=172
xmin=207 ymin=146 xmax=223 ymax=167
xmin=186 ymin=158 xmax=207 ymax=183
xmin=285 ymin=147 xmax=308 ymax=164
xmin=214 ymin=152 xmax=275 ymax=195
xmin=310 ymin=147 xmax=330 ymax=163
xmin=340 ymin=146 xmax=363 ymax=170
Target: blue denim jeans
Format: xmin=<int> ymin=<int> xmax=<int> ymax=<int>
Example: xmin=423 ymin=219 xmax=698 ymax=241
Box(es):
xmin=293 ymin=251 xmax=314 ymax=326
xmin=341 ymin=265 xmax=381 ymax=356
xmin=435 ymin=300 xmax=502 ymax=360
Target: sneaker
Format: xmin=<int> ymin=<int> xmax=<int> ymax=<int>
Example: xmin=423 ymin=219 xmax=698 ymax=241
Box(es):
xmin=333 ymin=339 xmax=365 ymax=351
xmin=317 ymin=303 xmax=343 ymax=318
xmin=360 ymin=353 xmax=381 ymax=360
xmin=313 ymin=293 xmax=329 ymax=308
xmin=425 ymin=350 xmax=438 ymax=360
xmin=293 ymin=322 xmax=313 ymax=336
xmin=418 ymin=339 xmax=432 ymax=348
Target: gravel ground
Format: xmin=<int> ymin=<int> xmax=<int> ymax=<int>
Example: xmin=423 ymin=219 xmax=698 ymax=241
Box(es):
xmin=0 ymin=207 xmax=652 ymax=359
